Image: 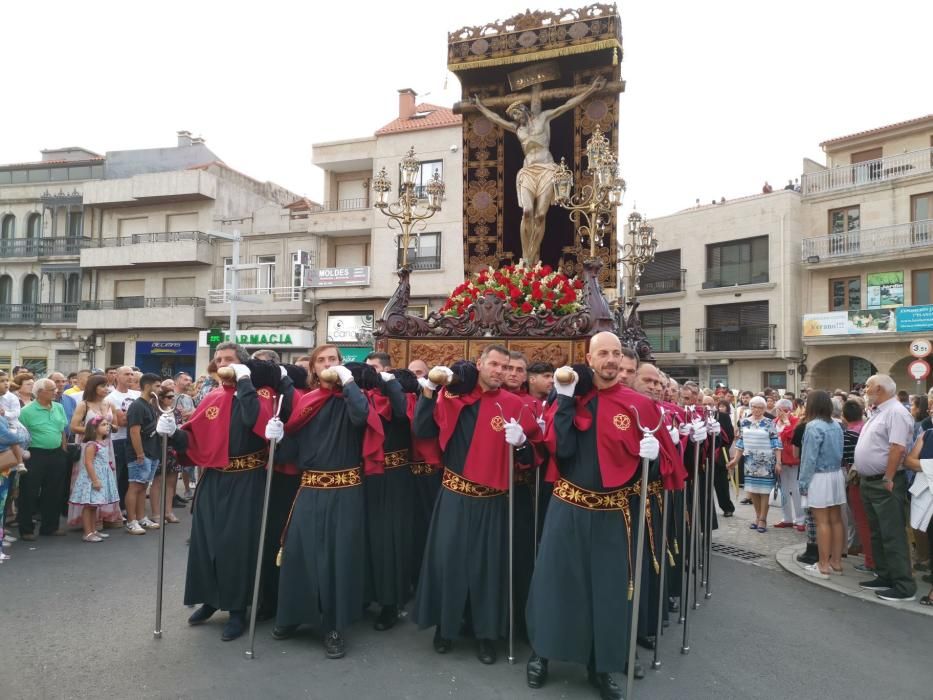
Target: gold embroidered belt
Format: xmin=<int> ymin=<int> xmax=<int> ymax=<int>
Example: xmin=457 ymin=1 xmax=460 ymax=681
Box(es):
xmin=223 ymin=450 xmax=268 ymax=473
xmin=299 ymin=466 xmax=362 ymax=489
xmin=442 ymin=467 xmax=505 ymax=498
xmin=410 ymin=462 xmax=438 ymax=476
xmin=384 ymin=449 xmax=410 ymax=470
xmin=552 ymin=477 xmax=636 ymax=511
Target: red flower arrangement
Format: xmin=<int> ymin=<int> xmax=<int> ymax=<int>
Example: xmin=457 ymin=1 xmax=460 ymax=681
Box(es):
xmin=440 ymin=261 xmax=585 ymax=318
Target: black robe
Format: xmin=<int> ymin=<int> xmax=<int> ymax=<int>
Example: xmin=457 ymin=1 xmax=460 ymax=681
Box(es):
xmin=364 ymin=380 xmax=415 ymax=608
xmin=411 ymin=391 xmax=532 ymax=641
xmin=525 ymin=393 xmax=641 ymax=673
xmin=173 ymin=374 xmax=293 ymax=612
xmin=274 ymin=382 xmax=368 ymax=633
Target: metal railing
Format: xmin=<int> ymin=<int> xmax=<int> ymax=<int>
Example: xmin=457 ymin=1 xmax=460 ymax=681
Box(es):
xmin=84 ymin=231 xmax=212 ymax=247
xmin=404 ymin=255 xmax=442 ymax=271
xmin=640 ymin=269 xmax=686 ymax=295
xmin=802 ymin=147 xmax=933 ymax=196
xmin=0 ymin=237 xmax=90 ymax=257
xmin=207 ymin=286 xmax=304 ymax=303
xmin=308 ymin=198 xmax=369 ymax=213
xmin=695 ymin=324 xmax=776 ymax=352
xmin=80 ymin=297 xmax=205 ymax=310
xmin=0 ymin=303 xmax=79 ymax=324
xmin=801 ymin=219 xmax=933 ymax=261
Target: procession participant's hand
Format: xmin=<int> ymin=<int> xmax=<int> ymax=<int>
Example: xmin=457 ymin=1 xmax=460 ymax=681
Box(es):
xmin=280 ymin=366 xmax=288 ymax=379
xmin=333 ymin=366 xmax=354 ymax=385
xmin=669 ymin=425 xmax=680 ymax=445
xmin=708 ymin=420 xmax=721 ymax=436
xmin=504 ymin=418 xmax=527 ymax=447
xmin=554 ymin=366 xmax=578 ymax=398
xmin=156 ymin=413 xmax=177 ymax=437
xmin=380 ymin=371 xmax=395 ymax=383
xmin=417 ymin=377 xmax=434 ymax=392
xmin=425 ymin=366 xmax=453 ymax=391
xmin=265 ymin=417 xmax=284 ymax=442
xmin=230 ymin=363 xmax=251 ymax=381
xmin=639 ymin=435 xmax=660 ymax=461
xmin=690 ymin=420 xmax=707 ymax=443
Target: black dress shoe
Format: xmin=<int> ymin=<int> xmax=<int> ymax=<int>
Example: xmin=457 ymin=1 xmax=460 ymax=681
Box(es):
xmin=187 ymin=604 xmax=217 ymax=625
xmin=256 ymin=607 xmax=276 ymax=622
xmin=587 ymin=668 xmax=624 ymax=700
xmin=740 ymin=497 xmax=752 ymax=505
xmin=272 ymin=624 xmax=297 ymax=640
xmin=796 ymin=543 xmax=819 ymax=565
xmin=221 ymin=611 xmax=246 ymax=641
xmin=432 ymin=627 xmax=452 ymax=654
xmin=324 ymin=630 xmax=345 ymax=659
xmin=723 ymin=511 xmax=734 ymax=518
xmin=173 ymin=495 xmax=189 ymax=508
xmin=526 ymin=654 xmax=548 ymax=688
xmin=374 ymin=604 xmax=398 ymax=631
xmin=476 ymin=638 xmax=497 ymax=665
xmin=636 ymin=634 xmax=656 ymax=650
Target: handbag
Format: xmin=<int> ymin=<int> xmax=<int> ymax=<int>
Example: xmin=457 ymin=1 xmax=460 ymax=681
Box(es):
xmin=769 ymin=482 xmax=783 ymax=507
xmin=66 ymin=443 xmax=82 ymax=463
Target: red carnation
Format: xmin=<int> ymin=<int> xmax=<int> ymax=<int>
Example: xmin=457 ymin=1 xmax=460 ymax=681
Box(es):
xmin=573 ymin=279 xmax=584 ymax=289
xmin=510 ymin=286 xmax=521 ymax=299
xmin=543 ymin=300 xmax=554 ymax=310
xmin=510 ymin=300 xmax=519 ymax=309
xmin=521 ymin=301 xmax=533 ymax=313
xmin=531 ymin=286 xmax=543 ymax=300
xmin=541 ymin=265 xmax=553 ymax=275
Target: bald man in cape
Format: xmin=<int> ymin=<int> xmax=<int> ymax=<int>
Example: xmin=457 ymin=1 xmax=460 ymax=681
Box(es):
xmin=525 ymin=333 xmax=684 ymax=700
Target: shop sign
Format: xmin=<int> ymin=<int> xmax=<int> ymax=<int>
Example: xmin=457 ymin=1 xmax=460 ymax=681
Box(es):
xmin=895 ymin=305 xmax=933 ymax=334
xmin=136 ymin=341 xmax=197 ymax=356
xmin=327 ymin=313 xmax=374 ymax=343
xmin=197 ymin=329 xmax=314 ymax=348
xmin=306 ymin=267 xmax=371 ymax=288
xmin=802 ymin=309 xmax=896 ymax=336
xmin=337 ymin=346 xmax=373 ymax=362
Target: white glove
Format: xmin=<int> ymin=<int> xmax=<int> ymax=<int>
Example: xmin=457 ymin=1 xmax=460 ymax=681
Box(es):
xmin=425 ymin=366 xmax=453 ymax=391
xmin=265 ymin=417 xmax=285 ymax=442
xmin=280 ymin=366 xmax=288 ymax=379
xmin=156 ymin=413 xmax=177 ymax=437
xmin=380 ymin=371 xmax=395 ymax=383
xmin=333 ymin=365 xmax=354 ymax=385
xmin=231 ymin=363 xmax=251 ymax=381
xmin=708 ymin=420 xmax=721 ymax=436
xmin=536 ymin=417 xmax=546 ymax=434
xmin=554 ymin=366 xmax=577 ymax=398
xmin=417 ymin=376 xmax=434 ymax=391
xmin=668 ymin=425 xmax=680 ymax=445
xmin=690 ymin=420 xmax=707 ymax=443
xmin=679 ymin=422 xmax=691 ymax=437
xmin=504 ymin=418 xmax=527 ymax=447
xmin=639 ymin=435 xmax=660 ymax=460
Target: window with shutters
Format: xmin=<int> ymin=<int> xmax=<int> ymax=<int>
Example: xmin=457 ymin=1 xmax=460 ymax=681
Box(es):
xmin=705 ymin=236 xmax=768 ymax=287
xmin=700 ymin=302 xmax=773 ymax=351
xmin=830 ymin=276 xmax=860 ymax=310
xmin=640 ymin=250 xmax=683 ymax=295
xmin=640 ymin=309 xmax=680 ymax=352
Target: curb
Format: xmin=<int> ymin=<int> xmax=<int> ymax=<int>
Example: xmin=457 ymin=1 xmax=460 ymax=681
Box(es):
xmin=776 ymin=543 xmax=933 ymax=617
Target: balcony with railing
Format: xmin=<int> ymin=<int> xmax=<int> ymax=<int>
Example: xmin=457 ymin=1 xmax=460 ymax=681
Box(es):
xmin=640 ymin=269 xmax=686 ymax=295
xmin=77 ymin=296 xmax=206 ymax=329
xmin=0 ymin=237 xmax=90 ymax=259
xmin=0 ymin=303 xmax=79 ymax=324
xmin=80 ymin=230 xmax=213 ymax=268
xmin=205 ymin=286 xmax=312 ymax=319
xmin=801 ymin=219 xmax=933 ymax=263
xmin=802 ymin=147 xmax=933 ymax=196
xmin=695 ymin=324 xmax=776 ymax=352
xmin=307 ymin=198 xmax=373 ymax=237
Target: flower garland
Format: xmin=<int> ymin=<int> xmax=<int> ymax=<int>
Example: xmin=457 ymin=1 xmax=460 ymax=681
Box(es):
xmin=441 ymin=262 xmax=584 ymax=318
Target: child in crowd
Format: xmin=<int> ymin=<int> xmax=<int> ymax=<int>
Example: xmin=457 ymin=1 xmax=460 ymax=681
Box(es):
xmin=0 ymin=371 xmax=29 ymax=473
xmin=68 ymin=417 xmax=120 ymax=543
xmin=0 ymin=406 xmax=29 ymax=560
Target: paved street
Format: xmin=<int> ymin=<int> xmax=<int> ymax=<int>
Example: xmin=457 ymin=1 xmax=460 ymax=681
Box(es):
xmin=2 ymin=502 xmax=928 ymax=700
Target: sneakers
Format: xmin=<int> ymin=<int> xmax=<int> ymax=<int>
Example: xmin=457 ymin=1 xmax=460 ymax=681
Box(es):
xmin=139 ymin=517 xmax=161 ymax=530
xmin=875 ymin=588 xmax=916 ymax=602
xmin=82 ymin=533 xmax=104 ymax=543
xmin=126 ymin=520 xmax=146 ymax=535
xmin=14 ymin=463 xmax=27 ymax=473
xmin=0 ymin=552 xmax=10 ymax=562
xmin=95 ymin=531 xmax=110 ymax=539
xmin=858 ymin=578 xmax=892 ymax=591
xmin=803 ymin=563 xmax=829 ymax=580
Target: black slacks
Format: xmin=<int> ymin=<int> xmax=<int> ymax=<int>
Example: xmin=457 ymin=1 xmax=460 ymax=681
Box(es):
xmin=17 ymin=446 xmax=68 ymax=535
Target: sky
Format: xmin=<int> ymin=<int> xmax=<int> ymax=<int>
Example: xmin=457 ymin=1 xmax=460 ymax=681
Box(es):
xmin=2 ymin=0 xmax=930 ymax=219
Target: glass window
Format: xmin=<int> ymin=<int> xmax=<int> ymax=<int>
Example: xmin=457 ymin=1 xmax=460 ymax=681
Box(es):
xmin=913 ymin=269 xmax=933 ymax=306
xmin=1 ymin=215 xmax=14 ymax=239
xmin=22 ymin=274 xmax=39 ymax=304
xmin=406 ymin=160 xmax=443 ymax=198
xmin=21 ymin=357 xmax=48 ymax=377
xmin=11 ymin=170 xmax=27 ymax=184
xmin=256 ymin=255 xmax=276 ymax=292
xmin=0 ymin=275 xmax=12 ymax=304
xmin=27 ymin=213 xmax=41 ymax=238
xmin=27 ymin=168 xmax=50 ymax=182
xmin=829 ymin=206 xmax=860 ymax=234
xmin=90 ymin=164 xmax=104 ymax=179
xmin=641 ymin=309 xmax=681 ymax=353
xmin=762 ymin=371 xmax=787 ymax=391
xmin=68 ymin=165 xmax=91 ymax=180
xmin=830 ymin=276 xmax=860 ymax=310
xmin=401 ymin=232 xmax=441 ymax=270
xmin=0 ymin=171 xmax=10 ymax=184
xmin=706 ymin=236 xmax=768 ymax=286
xmin=68 ymin=212 xmax=83 ymax=237
xmin=66 ymin=274 xmax=80 ymax=304
xmin=50 ymin=167 xmax=68 ymax=181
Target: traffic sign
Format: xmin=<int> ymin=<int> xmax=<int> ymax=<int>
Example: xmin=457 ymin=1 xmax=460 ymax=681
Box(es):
xmin=908 ymin=359 xmax=930 ymax=381
xmin=909 ymin=339 xmax=932 ymax=358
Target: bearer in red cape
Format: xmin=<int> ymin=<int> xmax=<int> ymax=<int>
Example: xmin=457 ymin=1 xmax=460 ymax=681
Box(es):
xmin=411 ymin=345 xmax=543 ymax=666
xmin=524 ymin=332 xmax=683 ymax=700
xmin=156 ymin=342 xmax=293 ymax=642
xmin=269 ymin=361 xmax=384 ymax=660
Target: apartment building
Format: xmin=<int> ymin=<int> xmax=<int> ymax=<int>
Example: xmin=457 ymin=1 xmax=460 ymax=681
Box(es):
xmin=799 ymin=114 xmax=933 ymax=391
xmin=305 ymin=89 xmax=463 ymax=354
xmin=636 ymin=189 xmax=804 ymax=392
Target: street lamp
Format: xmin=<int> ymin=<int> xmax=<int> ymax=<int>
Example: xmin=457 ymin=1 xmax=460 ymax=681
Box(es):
xmin=553 ymin=125 xmax=626 ymax=260
xmin=373 ymin=146 xmax=445 ymax=269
